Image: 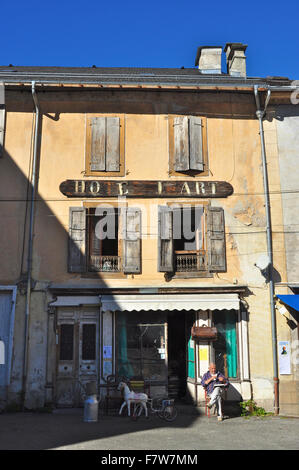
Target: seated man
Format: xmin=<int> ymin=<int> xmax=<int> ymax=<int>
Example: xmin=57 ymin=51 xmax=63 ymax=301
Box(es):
xmin=201 ymin=362 xmax=229 ymax=421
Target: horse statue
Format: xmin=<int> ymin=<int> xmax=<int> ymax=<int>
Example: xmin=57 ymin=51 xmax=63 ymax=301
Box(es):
xmin=117 ymin=381 xmax=148 ymax=417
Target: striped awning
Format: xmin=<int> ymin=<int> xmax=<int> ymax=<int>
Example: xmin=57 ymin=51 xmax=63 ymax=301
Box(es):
xmin=100 ymin=294 xmax=239 ymax=312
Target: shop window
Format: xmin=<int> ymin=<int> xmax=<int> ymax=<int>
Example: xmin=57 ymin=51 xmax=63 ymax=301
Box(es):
xmin=158 ymin=205 xmax=226 ymax=276
xmin=115 ymin=312 xmax=167 ymax=382
xmin=212 ymin=310 xmax=238 ymax=379
xmin=168 ymin=115 xmax=208 ymax=176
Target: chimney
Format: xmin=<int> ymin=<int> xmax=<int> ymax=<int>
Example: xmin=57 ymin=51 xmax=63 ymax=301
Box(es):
xmin=224 ymin=43 xmax=247 ymax=77
xmin=195 ymin=46 xmax=222 ymax=74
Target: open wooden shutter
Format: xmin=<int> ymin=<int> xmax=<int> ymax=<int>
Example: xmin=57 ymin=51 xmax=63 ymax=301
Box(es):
xmin=189 ymin=116 xmax=204 ymax=171
xmin=122 ymin=208 xmax=141 ymax=273
xmin=0 ymin=83 xmax=5 ymax=158
xmin=68 ymin=207 xmax=86 ymax=272
xmin=90 ymin=117 xmax=120 ymax=172
xmin=173 ymin=116 xmax=189 ymax=171
xmin=158 ymin=206 xmax=174 ymax=272
xmin=207 ymin=207 xmax=226 ymax=272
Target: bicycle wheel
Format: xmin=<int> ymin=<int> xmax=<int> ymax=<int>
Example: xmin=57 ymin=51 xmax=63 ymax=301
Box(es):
xmin=163 ymin=405 xmax=178 ymax=422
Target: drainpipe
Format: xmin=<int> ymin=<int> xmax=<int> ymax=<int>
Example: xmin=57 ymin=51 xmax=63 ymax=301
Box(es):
xmin=254 ymin=85 xmax=279 ymax=415
xmin=21 ymin=81 xmax=40 ymax=408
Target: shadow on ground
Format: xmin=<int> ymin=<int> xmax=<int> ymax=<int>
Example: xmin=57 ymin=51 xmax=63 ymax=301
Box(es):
xmin=0 ymin=403 xmax=204 ymax=450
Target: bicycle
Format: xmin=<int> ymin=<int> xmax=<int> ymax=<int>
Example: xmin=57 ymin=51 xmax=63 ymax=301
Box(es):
xmin=132 ymin=396 xmax=178 ymax=422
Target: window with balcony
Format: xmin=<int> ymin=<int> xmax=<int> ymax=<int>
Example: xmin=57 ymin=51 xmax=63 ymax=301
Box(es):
xmin=158 ymin=205 xmax=226 ymax=277
xmin=173 ymin=206 xmax=206 ymax=273
xmin=68 ymin=206 xmax=141 ymax=275
xmin=88 ymin=208 xmax=121 ymax=273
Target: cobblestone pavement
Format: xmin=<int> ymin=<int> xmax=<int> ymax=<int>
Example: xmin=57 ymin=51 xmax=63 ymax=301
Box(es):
xmin=0 ymin=407 xmax=298 ymax=450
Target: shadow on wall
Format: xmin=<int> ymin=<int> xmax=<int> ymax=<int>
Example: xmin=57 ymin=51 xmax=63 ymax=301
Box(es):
xmin=0 ymin=86 xmax=261 ymax=444
xmin=0 ymin=109 xmax=202 ymax=449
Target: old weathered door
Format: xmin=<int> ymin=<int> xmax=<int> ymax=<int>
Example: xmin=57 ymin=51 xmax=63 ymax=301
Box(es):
xmin=55 ymin=306 xmax=99 ymax=407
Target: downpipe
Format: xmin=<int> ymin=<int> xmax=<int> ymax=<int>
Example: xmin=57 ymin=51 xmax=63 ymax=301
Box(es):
xmin=21 ymin=81 xmax=40 ymax=409
xmin=254 ymin=86 xmax=279 ymax=415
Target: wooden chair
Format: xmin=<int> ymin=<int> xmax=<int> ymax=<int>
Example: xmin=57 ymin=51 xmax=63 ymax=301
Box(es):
xmin=104 ymin=375 xmax=123 ymax=415
xmin=129 ymin=378 xmax=150 ymax=397
xmin=204 ymin=389 xmax=211 ymax=417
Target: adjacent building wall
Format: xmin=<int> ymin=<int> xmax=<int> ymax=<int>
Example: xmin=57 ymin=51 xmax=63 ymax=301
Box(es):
xmin=275 ymin=104 xmax=299 ymax=416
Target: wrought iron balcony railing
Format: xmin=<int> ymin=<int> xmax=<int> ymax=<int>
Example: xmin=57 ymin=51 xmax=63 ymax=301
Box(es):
xmin=174 ymin=250 xmax=206 ymax=272
xmin=89 ymin=255 xmax=121 ymax=272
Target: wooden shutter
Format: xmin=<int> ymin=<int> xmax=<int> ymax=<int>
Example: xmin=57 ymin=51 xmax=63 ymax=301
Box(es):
xmin=90 ymin=117 xmax=106 ymax=171
xmin=0 ymin=83 xmax=5 ymax=158
xmin=68 ymin=207 xmax=86 ymax=272
xmin=158 ymin=206 xmax=174 ymax=272
xmin=189 ymin=116 xmax=204 ymax=171
xmin=122 ymin=208 xmax=141 ymax=273
xmin=173 ymin=116 xmax=189 ymax=171
xmin=207 ymin=207 xmax=226 ymax=272
xmin=106 ymin=117 xmax=120 ymax=171
xmin=89 ymin=117 xmax=120 ymax=172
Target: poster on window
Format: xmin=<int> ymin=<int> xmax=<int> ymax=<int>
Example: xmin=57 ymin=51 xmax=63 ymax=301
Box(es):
xmin=278 ymin=341 xmax=291 ymax=375
xmin=103 ymin=361 xmax=113 ymax=378
xmin=103 ymin=346 xmax=112 ymax=359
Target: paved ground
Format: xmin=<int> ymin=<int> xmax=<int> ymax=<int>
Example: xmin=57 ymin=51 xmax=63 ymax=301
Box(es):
xmin=0 ymin=406 xmax=298 ymax=450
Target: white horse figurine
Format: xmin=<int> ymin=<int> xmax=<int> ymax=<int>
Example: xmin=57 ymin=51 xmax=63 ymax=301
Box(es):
xmin=117 ymin=381 xmax=148 ymax=417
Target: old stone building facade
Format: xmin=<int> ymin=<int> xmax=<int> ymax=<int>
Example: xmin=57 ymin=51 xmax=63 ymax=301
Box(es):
xmin=0 ymin=43 xmax=298 ymax=415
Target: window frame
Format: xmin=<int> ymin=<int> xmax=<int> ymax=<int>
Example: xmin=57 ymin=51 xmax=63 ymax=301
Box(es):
xmin=168 ymin=115 xmax=209 ymax=177
xmin=166 ymin=201 xmax=212 ymax=279
xmin=212 ymin=310 xmax=240 ymax=381
xmin=85 ymin=114 xmax=125 ymax=177
xmin=83 ymin=201 xmax=127 ymax=279
xmin=115 ymin=311 xmax=168 ymax=383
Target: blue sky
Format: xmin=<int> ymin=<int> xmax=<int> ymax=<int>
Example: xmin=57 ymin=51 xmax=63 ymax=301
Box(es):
xmin=2 ymin=0 xmax=299 ymax=79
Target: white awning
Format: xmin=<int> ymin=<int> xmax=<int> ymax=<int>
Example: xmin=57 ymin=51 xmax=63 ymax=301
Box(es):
xmin=49 ymin=296 xmax=100 ymax=307
xmin=100 ymin=294 xmax=239 ymax=312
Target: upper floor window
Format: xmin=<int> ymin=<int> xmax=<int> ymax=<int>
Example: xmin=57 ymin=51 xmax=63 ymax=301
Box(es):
xmin=68 ymin=206 xmax=141 ymax=275
xmin=168 ymin=115 xmax=208 ymax=176
xmin=88 ymin=207 xmax=121 ymax=273
xmin=158 ymin=205 xmax=226 ymax=277
xmin=85 ymin=115 xmax=125 ymax=176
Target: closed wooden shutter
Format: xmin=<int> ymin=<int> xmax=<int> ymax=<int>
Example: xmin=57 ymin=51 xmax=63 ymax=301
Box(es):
xmin=89 ymin=117 xmax=120 ymax=172
xmin=173 ymin=116 xmax=189 ymax=171
xmin=106 ymin=117 xmax=120 ymax=171
xmin=68 ymin=207 xmax=86 ymax=272
xmin=90 ymin=117 xmax=106 ymax=171
xmin=122 ymin=208 xmax=141 ymax=273
xmin=0 ymin=83 xmax=5 ymax=158
xmin=189 ymin=116 xmax=204 ymax=171
xmin=207 ymin=207 xmax=226 ymax=272
xmin=158 ymin=206 xmax=174 ymax=272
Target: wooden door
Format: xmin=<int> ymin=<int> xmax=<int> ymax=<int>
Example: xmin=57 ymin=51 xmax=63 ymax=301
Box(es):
xmin=55 ymin=307 xmax=99 ymax=407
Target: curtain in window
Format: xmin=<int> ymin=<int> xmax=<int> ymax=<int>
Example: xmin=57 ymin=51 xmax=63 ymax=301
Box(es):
xmin=187 ymin=335 xmax=195 ymax=379
xmin=117 ymin=312 xmax=134 ymax=378
xmin=213 ymin=310 xmax=238 ymax=378
xmin=225 ymin=311 xmax=237 ymax=378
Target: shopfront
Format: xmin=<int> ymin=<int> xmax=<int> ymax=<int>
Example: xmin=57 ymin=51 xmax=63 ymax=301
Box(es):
xmin=100 ymin=293 xmax=250 ymax=404
xmin=49 ymin=291 xmax=250 ymax=407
